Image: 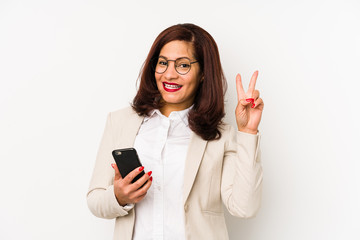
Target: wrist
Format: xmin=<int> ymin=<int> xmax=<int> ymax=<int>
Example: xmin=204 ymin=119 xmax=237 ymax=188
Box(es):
xmin=114 ymin=192 xmax=127 ymax=206
xmin=117 ymin=198 xmax=127 ymax=207
xmin=237 ymin=127 xmax=258 ymax=135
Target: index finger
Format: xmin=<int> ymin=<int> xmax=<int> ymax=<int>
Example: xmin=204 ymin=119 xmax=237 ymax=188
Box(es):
xmin=236 ymin=73 xmax=246 ymax=101
xmin=112 ymin=163 xmax=122 ymax=181
xmin=247 ymin=70 xmax=259 ymax=95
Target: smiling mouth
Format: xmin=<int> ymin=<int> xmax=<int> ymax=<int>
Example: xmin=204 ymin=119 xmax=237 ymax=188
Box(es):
xmin=163 ymin=82 xmax=182 ymax=92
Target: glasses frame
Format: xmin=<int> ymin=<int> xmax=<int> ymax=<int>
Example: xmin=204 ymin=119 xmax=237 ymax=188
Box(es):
xmin=153 ymin=56 xmax=199 ymax=75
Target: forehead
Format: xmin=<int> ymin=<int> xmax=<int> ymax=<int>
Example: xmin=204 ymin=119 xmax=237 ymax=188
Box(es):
xmin=159 ymin=40 xmax=195 ymax=59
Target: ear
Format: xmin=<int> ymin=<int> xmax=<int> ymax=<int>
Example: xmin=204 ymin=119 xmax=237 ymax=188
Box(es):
xmin=200 ymin=74 xmax=204 ymax=83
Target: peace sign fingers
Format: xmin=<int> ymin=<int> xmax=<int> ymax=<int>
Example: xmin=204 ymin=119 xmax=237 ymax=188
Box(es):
xmin=234 ymin=70 xmax=263 ymax=134
xmin=236 ymin=71 xmax=259 ymax=101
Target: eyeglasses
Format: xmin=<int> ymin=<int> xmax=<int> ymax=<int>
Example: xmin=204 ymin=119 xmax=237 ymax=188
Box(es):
xmin=153 ymin=56 xmax=198 ymax=75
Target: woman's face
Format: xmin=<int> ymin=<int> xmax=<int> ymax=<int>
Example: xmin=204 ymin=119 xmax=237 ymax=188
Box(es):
xmin=155 ymin=40 xmax=202 ymax=114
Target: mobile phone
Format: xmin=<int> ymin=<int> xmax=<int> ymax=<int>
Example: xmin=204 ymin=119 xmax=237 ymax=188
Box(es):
xmin=112 ymin=148 xmax=145 ymax=183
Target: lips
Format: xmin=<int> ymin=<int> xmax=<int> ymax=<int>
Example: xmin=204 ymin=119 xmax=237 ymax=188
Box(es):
xmin=163 ymin=82 xmax=182 ymax=92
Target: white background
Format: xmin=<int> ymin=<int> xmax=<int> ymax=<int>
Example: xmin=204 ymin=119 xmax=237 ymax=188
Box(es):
xmin=1 ymin=0 xmax=359 ymax=239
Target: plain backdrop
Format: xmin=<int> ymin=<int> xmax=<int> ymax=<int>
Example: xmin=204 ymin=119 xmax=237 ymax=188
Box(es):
xmin=1 ymin=0 xmax=359 ymax=239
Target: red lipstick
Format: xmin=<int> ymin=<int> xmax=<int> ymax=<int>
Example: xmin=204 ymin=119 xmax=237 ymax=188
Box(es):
xmin=163 ymin=82 xmax=182 ymax=92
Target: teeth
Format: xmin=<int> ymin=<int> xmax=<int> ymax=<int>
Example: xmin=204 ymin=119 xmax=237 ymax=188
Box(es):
xmin=164 ymin=83 xmax=181 ymax=89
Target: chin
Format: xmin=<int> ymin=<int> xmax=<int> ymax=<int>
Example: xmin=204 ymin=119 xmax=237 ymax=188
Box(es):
xmin=161 ymin=95 xmax=182 ymax=105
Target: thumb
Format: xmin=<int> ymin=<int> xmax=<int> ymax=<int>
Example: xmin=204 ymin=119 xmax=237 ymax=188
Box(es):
xmin=239 ymin=98 xmax=253 ymax=107
xmin=111 ymin=163 xmax=122 ymax=181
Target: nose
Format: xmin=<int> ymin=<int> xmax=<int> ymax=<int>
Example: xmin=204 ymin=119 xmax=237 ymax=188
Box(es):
xmin=163 ymin=61 xmax=178 ymax=80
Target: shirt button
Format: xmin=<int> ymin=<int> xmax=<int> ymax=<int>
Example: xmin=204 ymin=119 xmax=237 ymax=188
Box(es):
xmin=157 ymin=185 xmax=161 ymax=191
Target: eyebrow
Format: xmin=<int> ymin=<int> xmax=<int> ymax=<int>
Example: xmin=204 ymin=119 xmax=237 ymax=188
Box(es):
xmin=158 ymin=55 xmax=194 ymax=60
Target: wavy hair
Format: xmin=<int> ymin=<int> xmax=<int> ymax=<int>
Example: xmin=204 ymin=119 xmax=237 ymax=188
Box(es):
xmin=132 ymin=23 xmax=227 ymax=140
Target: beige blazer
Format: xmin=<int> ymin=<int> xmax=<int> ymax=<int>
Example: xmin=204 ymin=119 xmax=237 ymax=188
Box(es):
xmin=87 ymin=107 xmax=263 ymax=240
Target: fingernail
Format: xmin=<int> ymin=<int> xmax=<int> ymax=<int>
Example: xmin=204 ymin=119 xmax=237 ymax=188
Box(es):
xmin=251 ymin=104 xmax=255 ymax=108
xmin=147 ymin=171 xmax=152 ymax=176
xmin=139 ymin=166 xmax=144 ymax=171
xmin=150 ymin=176 xmax=153 ymax=181
xmin=246 ymin=98 xmax=254 ymax=102
xmin=111 ymin=164 xmax=115 ymax=168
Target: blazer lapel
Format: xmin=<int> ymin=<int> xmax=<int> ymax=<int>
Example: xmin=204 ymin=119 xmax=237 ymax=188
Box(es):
xmin=183 ymin=132 xmax=208 ymax=205
xmin=118 ymin=109 xmax=144 ymax=148
xmin=118 ymin=108 xmax=208 ymax=205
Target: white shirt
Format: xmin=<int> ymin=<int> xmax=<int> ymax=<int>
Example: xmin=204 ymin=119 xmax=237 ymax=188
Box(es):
xmin=132 ymin=108 xmax=192 ymax=240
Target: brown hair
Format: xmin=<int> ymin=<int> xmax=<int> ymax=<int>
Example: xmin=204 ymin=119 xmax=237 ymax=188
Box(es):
xmin=132 ymin=23 xmax=227 ymax=140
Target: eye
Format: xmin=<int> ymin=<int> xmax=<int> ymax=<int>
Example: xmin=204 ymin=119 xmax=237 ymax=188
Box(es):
xmin=176 ymin=59 xmax=191 ymax=69
xmin=178 ymin=63 xmax=190 ymax=68
xmin=158 ymin=60 xmax=167 ymax=66
xmin=157 ymin=57 xmax=168 ymax=66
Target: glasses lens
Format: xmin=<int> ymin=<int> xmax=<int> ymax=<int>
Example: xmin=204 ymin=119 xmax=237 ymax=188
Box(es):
xmin=175 ymin=58 xmax=191 ymax=75
xmin=155 ymin=57 xmax=168 ymax=74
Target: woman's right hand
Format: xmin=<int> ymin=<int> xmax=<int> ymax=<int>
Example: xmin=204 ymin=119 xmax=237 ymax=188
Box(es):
xmin=111 ymin=163 xmax=153 ymax=206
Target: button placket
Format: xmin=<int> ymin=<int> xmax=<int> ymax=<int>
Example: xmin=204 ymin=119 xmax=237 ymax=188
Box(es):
xmin=153 ymin=117 xmax=170 ymax=240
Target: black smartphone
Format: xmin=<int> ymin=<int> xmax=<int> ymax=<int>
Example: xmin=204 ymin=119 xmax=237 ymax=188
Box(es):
xmin=112 ymin=148 xmax=145 ymax=183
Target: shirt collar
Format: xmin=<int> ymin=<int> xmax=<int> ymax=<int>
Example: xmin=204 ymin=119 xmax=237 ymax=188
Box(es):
xmin=143 ymin=109 xmax=157 ymax=122
xmin=143 ymin=106 xmax=193 ymax=127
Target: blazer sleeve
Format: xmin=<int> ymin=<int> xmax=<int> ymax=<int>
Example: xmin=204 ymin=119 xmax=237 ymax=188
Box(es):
xmin=221 ymin=125 xmax=263 ymax=218
xmin=86 ymin=113 xmax=131 ymax=219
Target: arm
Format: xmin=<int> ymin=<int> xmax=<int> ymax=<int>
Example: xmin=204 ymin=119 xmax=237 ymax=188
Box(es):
xmin=86 ymin=113 xmax=131 ymax=219
xmin=221 ymin=127 xmax=263 ymax=218
xmin=221 ymin=70 xmax=264 ymax=218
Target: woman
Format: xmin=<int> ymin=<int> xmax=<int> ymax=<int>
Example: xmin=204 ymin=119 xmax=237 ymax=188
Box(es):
xmin=87 ymin=23 xmax=264 ymax=240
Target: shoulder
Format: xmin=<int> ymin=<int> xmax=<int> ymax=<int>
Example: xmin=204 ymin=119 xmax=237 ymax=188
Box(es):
xmin=104 ymin=106 xmax=144 ymax=138
xmin=204 ymin=123 xmax=235 ymax=148
xmin=105 ymin=106 xmax=143 ymax=126
xmin=109 ymin=106 xmax=138 ymax=119
xmin=218 ymin=122 xmax=236 ymax=139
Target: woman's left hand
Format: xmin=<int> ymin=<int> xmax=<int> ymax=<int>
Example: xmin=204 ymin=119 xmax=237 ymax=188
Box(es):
xmin=235 ymin=71 xmax=264 ymax=134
